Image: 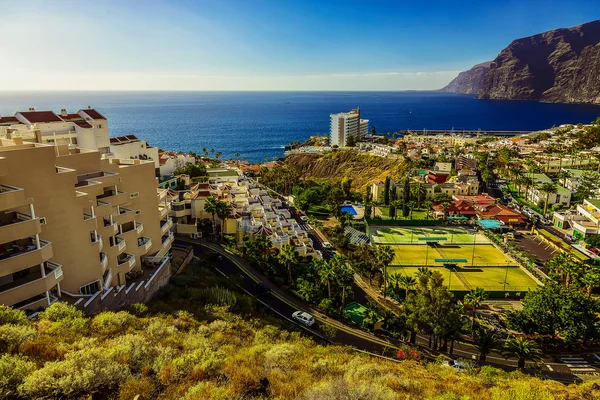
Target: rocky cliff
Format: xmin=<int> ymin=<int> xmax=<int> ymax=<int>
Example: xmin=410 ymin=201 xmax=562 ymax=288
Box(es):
xmin=286 ymin=151 xmax=406 ymax=190
xmin=440 ymin=61 xmax=491 ymax=94
xmin=441 ymin=20 xmax=600 ymax=104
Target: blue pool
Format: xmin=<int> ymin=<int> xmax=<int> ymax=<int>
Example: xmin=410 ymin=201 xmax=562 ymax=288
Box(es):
xmin=340 ymin=205 xmax=358 ymax=216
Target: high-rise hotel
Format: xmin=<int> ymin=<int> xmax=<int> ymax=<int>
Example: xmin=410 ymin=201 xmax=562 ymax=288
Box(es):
xmin=329 ymin=108 xmax=369 ymax=147
xmin=0 ymin=108 xmax=172 ymax=310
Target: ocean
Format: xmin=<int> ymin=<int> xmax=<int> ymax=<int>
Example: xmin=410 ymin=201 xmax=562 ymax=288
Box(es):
xmin=1 ymin=91 xmax=600 ymax=162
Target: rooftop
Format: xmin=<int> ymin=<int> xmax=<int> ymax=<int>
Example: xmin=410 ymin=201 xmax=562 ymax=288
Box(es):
xmin=18 ymin=110 xmax=63 ymax=124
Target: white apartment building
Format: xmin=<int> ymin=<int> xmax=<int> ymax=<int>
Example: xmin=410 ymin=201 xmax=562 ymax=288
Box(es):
xmin=109 ymin=135 xmax=159 ymax=171
xmin=158 ymin=152 xmax=196 ymax=177
xmin=330 ymin=108 xmax=368 ymax=147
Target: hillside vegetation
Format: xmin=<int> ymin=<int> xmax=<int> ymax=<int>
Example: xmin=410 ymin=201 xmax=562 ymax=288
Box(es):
xmin=2 ymin=302 xmax=599 ymax=400
xmin=286 ymin=151 xmax=407 ymax=191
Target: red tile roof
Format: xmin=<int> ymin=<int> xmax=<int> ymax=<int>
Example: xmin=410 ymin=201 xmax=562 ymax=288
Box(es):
xmin=80 ymin=108 xmax=106 ymax=120
xmin=74 ymin=121 xmax=93 ymax=129
xmin=110 ymin=135 xmax=140 ymax=144
xmin=60 ymin=113 xmax=82 ymax=120
xmin=18 ymin=111 xmax=63 ymax=123
xmin=0 ymin=116 xmax=19 ymax=124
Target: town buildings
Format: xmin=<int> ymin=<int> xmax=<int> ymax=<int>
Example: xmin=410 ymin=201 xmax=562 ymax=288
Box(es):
xmin=0 ymin=109 xmax=172 ymax=311
xmin=330 ymin=108 xmax=369 ymax=147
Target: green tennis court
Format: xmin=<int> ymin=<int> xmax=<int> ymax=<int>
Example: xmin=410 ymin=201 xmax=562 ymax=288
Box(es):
xmin=389 ymin=244 xmax=513 ymax=267
xmin=369 ymin=226 xmax=490 ymax=245
xmin=388 ymin=265 xmax=539 ymax=291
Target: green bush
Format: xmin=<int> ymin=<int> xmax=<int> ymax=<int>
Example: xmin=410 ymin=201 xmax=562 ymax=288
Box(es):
xmin=0 ymin=305 xmax=27 ymax=325
xmin=0 ymin=353 xmax=35 ymax=397
xmin=90 ymin=311 xmax=135 ymax=336
xmin=0 ymin=324 xmax=36 ymax=352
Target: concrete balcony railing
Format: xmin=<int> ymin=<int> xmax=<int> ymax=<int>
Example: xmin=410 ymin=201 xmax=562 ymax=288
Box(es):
xmin=572 ymin=220 xmax=600 ymax=235
xmin=158 ymin=203 xmax=171 ymax=219
xmin=113 ymin=207 xmax=136 ymax=225
xmin=160 ymin=218 xmax=173 ymax=235
xmin=137 ymin=237 xmax=152 ymax=253
xmin=135 ymin=222 xmax=144 ymax=235
xmin=0 ymin=212 xmax=41 ymax=244
xmin=91 ymin=233 xmax=103 ymax=251
xmin=106 ymin=237 xmax=126 ymax=258
xmin=101 ymin=217 xmax=119 ymax=236
xmin=0 ymin=184 xmax=28 ymax=212
xmin=176 ymin=223 xmax=198 ymax=234
xmin=117 ymin=253 xmax=136 ymax=272
xmin=83 ymin=213 xmax=98 ymax=232
xmin=157 ymin=188 xmax=168 ymax=202
xmin=161 ymin=232 xmax=174 ymax=249
xmin=0 ymin=239 xmax=53 ymax=277
xmin=96 ymin=190 xmax=128 ymax=206
xmin=0 ymin=261 xmax=62 ymax=307
xmin=95 ymin=200 xmax=114 ymax=218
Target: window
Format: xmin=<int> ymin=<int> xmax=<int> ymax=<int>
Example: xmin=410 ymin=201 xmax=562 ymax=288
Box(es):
xmin=130 ymin=192 xmax=139 ymax=199
xmin=135 ymin=210 xmax=141 ymax=216
xmin=39 ymin=217 xmax=47 ymax=225
xmin=80 ymin=280 xmax=100 ymax=295
xmin=98 ymin=124 xmax=103 ymax=129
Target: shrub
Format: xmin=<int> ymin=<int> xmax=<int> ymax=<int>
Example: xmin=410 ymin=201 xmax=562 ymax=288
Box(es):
xmin=0 ymin=305 xmax=27 ymax=325
xmin=37 ymin=302 xmax=87 ymax=337
xmin=19 ymin=347 xmax=130 ymax=398
xmin=0 ymin=324 xmax=36 ymax=352
xmin=0 ymin=353 xmax=35 ymax=397
xmin=184 ymin=381 xmax=236 ymax=400
xmin=145 ymin=319 xmax=177 ymax=341
xmin=91 ymin=311 xmax=135 ymax=336
xmin=38 ymin=302 xmax=84 ymax=322
xmin=107 ymin=334 xmax=156 ymax=371
xmin=118 ymin=376 xmax=157 ymax=400
xmin=126 ymin=303 xmax=149 ymax=317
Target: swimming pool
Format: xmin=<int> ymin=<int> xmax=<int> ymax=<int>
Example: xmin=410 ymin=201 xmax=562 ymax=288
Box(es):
xmin=340 ymin=205 xmax=357 ymax=216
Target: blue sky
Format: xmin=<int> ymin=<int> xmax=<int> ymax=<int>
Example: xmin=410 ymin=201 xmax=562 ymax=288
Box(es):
xmin=1 ymin=0 xmax=598 ymax=90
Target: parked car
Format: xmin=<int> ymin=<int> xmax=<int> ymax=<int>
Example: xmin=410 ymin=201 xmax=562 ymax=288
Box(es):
xmin=300 ymin=215 xmax=309 ymax=222
xmin=442 ymin=360 xmax=468 ymax=371
xmin=504 ymin=232 xmax=515 ymax=240
xmin=254 ymin=282 xmax=271 ymax=296
xmin=292 ymin=311 xmax=315 ymax=326
xmin=565 ymin=234 xmax=574 ymax=242
xmin=213 ymin=252 xmax=223 ymax=262
xmin=322 ymin=242 xmax=332 ymax=249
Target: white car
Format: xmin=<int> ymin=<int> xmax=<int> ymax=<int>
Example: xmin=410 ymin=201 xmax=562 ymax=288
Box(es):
xmin=292 ymin=311 xmax=315 ymax=326
xmin=322 ymin=242 xmax=332 ymax=249
xmin=442 ymin=360 xmax=468 ymax=371
xmin=300 ymin=215 xmax=308 ymax=222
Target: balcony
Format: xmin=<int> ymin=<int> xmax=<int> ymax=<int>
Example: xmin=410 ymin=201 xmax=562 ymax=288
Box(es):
xmin=0 ymin=238 xmax=53 ymax=277
xmin=160 ymin=218 xmax=173 ymax=235
xmin=117 ymin=253 xmax=136 ymax=271
xmin=0 ymin=212 xmax=41 ymax=244
xmin=157 ymin=188 xmax=168 ymax=202
xmin=171 ymin=202 xmax=191 ymax=217
xmin=572 ymin=220 xmax=600 ymax=235
xmin=83 ymin=213 xmax=98 ymax=231
xmin=0 ymin=262 xmax=62 ymax=307
xmin=135 ymin=222 xmax=144 ymax=235
xmin=101 ymin=217 xmax=119 ymax=236
xmin=158 ymin=203 xmax=171 ymax=219
xmin=0 ymin=184 xmax=30 ymax=211
xmin=137 ymin=237 xmax=152 ymax=253
xmin=91 ymin=233 xmax=103 ymax=251
xmin=96 ymin=189 xmax=128 ymax=206
xmin=113 ymin=207 xmax=136 ymax=225
xmin=100 ymin=252 xmax=108 ymax=273
xmin=161 ymin=232 xmax=174 ymax=249
xmin=106 ymin=236 xmax=126 ymax=257
xmin=95 ymin=200 xmax=114 ymax=218
xmin=176 ymin=223 xmax=198 ymax=235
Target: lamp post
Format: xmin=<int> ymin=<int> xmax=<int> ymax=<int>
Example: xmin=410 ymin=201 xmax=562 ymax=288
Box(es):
xmin=503 ymin=261 xmax=510 ymax=291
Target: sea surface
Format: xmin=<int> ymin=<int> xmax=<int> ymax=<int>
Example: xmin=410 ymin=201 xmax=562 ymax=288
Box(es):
xmin=1 ymin=91 xmax=600 ymax=162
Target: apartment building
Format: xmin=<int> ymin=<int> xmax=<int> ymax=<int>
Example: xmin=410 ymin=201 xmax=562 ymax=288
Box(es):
xmin=330 ymin=108 xmax=368 ymax=147
xmin=554 ymin=199 xmax=600 ymax=238
xmin=110 ymin=135 xmax=159 ymax=170
xmin=0 ymin=138 xmax=171 ymax=310
xmin=534 ymin=155 xmax=598 ymax=174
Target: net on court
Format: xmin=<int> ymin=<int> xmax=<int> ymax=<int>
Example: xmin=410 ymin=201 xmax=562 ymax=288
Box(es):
xmin=369 ymin=226 xmax=490 ymax=245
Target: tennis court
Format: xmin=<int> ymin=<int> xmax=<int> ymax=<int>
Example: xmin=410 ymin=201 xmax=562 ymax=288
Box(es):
xmin=389 ymin=265 xmax=539 ymax=291
xmin=389 ymin=244 xmax=513 ymax=267
xmin=369 ymin=226 xmax=490 ymax=245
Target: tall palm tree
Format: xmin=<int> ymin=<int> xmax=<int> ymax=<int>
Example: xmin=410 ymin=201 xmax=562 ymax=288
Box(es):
xmin=407 ymin=201 xmax=416 ymax=220
xmin=539 ymin=182 xmax=557 ymax=215
xmin=472 ymin=327 xmax=499 ymax=363
xmin=411 ymin=181 xmax=426 ymax=209
xmin=278 ymin=244 xmax=300 ymax=286
xmin=215 ymin=201 xmax=233 ymax=238
xmin=377 ymin=246 xmax=394 ymax=299
xmin=557 ymin=169 xmax=573 ymax=188
xmin=464 ymin=287 xmax=487 ymax=329
xmin=389 ymin=200 xmax=402 ymax=219
xmin=204 ymin=196 xmax=220 ymax=234
xmin=317 ymin=259 xmax=336 ymax=299
xmin=441 ymin=202 xmax=451 ymax=221
xmin=397 ymin=274 xmax=417 ymax=300
xmin=503 ymin=336 xmax=542 ymax=369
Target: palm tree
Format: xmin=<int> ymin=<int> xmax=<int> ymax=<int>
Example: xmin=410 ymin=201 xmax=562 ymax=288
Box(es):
xmin=318 ymin=260 xmax=336 ymax=299
xmin=204 ymin=196 xmax=220 ymax=234
xmin=441 ymin=202 xmax=451 ymax=221
xmin=464 ymin=287 xmax=487 ymax=329
xmin=389 ymin=200 xmax=402 ymax=219
xmin=416 ymin=266 xmax=433 ymax=278
xmin=338 ymin=211 xmax=353 ymax=228
xmin=539 ymin=182 xmax=557 ymax=215
xmin=557 ymin=169 xmax=573 ymax=188
xmin=423 ymin=201 xmax=433 ymax=220
xmin=503 ymin=336 xmax=542 ymax=369
xmin=397 ymin=275 xmax=417 ymax=300
xmin=215 ymin=201 xmax=233 ymax=238
xmin=407 ymin=201 xmax=416 ymax=220
xmin=472 ymin=327 xmax=499 ymax=363
xmin=411 ymin=181 xmax=427 ymax=209
xmin=278 ymin=244 xmax=300 ymax=286
xmin=377 ymin=246 xmax=394 ymax=298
